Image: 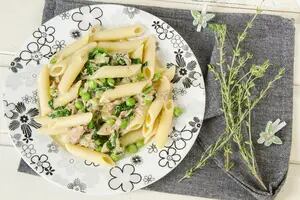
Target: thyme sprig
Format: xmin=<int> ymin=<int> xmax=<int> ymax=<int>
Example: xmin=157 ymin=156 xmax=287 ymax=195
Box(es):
xmin=180 ymin=9 xmax=285 ymax=190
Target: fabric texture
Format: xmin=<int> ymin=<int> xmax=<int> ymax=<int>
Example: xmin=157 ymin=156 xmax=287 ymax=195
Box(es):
xmin=18 ymin=0 xmax=295 ymax=199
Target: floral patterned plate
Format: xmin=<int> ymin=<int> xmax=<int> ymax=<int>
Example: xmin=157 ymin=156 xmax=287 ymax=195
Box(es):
xmin=3 ymin=4 xmax=205 ymax=195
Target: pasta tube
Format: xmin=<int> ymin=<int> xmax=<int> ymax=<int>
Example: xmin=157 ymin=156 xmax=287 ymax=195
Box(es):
xmin=155 ymin=99 xmax=174 ymax=148
xmin=37 ymin=65 xmax=51 ymax=116
xmin=131 ymin=44 xmax=144 ymax=60
xmin=53 ymin=81 xmax=82 ymax=108
xmin=65 ymin=143 xmax=115 ymax=166
xmin=91 ymin=24 xmax=144 ymax=41
xmin=100 ymin=80 xmax=149 ymax=103
xmin=58 ymin=42 xmax=96 ymax=93
xmin=97 ymin=39 xmax=144 ymax=52
xmin=143 ymin=36 xmax=156 ymax=80
xmin=89 ymin=64 xmax=141 ymax=79
xmin=120 ymin=129 xmax=144 ymax=147
xmin=52 ymin=113 xmax=93 ymax=128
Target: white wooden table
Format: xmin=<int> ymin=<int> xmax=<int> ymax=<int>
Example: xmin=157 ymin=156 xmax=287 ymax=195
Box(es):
xmin=0 ymin=1 xmax=299 ymax=199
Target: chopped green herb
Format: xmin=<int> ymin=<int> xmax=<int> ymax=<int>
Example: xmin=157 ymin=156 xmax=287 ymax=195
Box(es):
xmin=126 ymin=97 xmax=136 ymax=107
xmin=75 ymin=100 xmax=84 ymax=110
xmin=48 ymin=99 xmax=54 ymax=109
xmin=136 ymin=72 xmax=145 ymax=81
xmin=113 ymin=102 xmax=134 ymax=117
xmin=144 ymin=95 xmax=154 ymax=105
xmin=136 ymin=139 xmax=144 ymax=149
xmin=131 ymin=58 xmax=142 ymax=64
xmin=125 ymin=144 xmax=138 ymax=154
xmin=88 ymin=121 xmax=95 ymax=129
xmin=95 ymin=146 xmax=102 ymax=152
xmin=153 ymin=72 xmax=162 ymax=82
xmin=92 ymin=134 xmax=109 ymax=147
xmin=174 ymin=106 xmax=184 ymax=117
xmin=106 ymin=131 xmax=118 ymax=150
xmin=143 ymin=85 xmax=153 ymax=94
xmin=85 ymin=61 xmax=97 ymax=75
xmin=48 ymin=107 xmax=71 ymax=118
xmin=89 ymin=47 xmax=107 ymax=59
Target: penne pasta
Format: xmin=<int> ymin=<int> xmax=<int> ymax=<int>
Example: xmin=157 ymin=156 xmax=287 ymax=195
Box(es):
xmin=131 ymin=44 xmax=144 ymax=60
xmin=120 ymin=129 xmax=144 ymax=147
xmin=65 ymin=143 xmax=115 ymax=166
xmin=143 ymin=36 xmax=156 ymax=80
xmin=58 ymin=42 xmax=96 ymax=93
xmin=144 ymin=99 xmax=164 ymax=127
xmin=49 ymin=58 xmax=69 ymax=77
xmin=55 ymin=34 xmax=89 ymax=62
xmin=91 ymin=24 xmax=144 ymax=41
xmin=97 ymin=39 xmax=144 ymax=52
xmin=100 ymin=80 xmax=149 ymax=103
xmin=163 ymin=65 xmax=176 ymax=81
xmin=144 ymin=116 xmax=160 ymax=143
xmin=124 ymin=104 xmax=149 ymax=134
xmin=157 ymin=76 xmax=172 ymax=100
xmin=52 ymin=113 xmax=93 ymax=129
xmin=155 ymin=99 xmax=174 ymax=149
xmin=53 ymin=81 xmax=82 ymax=108
xmin=37 ymin=65 xmax=51 ymax=116
xmin=35 ymin=116 xmax=56 ymax=128
xmin=89 ymin=64 xmax=141 ymax=79
xmin=51 ymin=135 xmax=68 ymax=148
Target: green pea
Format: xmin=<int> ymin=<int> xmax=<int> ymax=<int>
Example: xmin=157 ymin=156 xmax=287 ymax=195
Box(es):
xmin=81 ymin=92 xmax=91 ymax=101
xmin=136 ymin=139 xmax=144 ymax=149
xmin=174 ymin=106 xmax=184 ymax=117
xmin=144 ymin=95 xmax=154 ymax=105
xmin=125 ymin=144 xmax=138 ymax=154
xmin=120 ymin=119 xmax=129 ymax=129
xmin=75 ymin=100 xmax=84 ymax=110
xmin=126 ymin=97 xmax=136 ymax=107
xmin=88 ymin=80 xmax=97 ymax=89
xmin=136 ymin=72 xmax=145 ymax=81
xmin=107 ymin=78 xmax=115 ymax=86
xmin=88 ymin=121 xmax=95 ymax=129
xmin=79 ymin=88 xmax=85 ymax=97
xmin=110 ymin=152 xmax=123 ymax=161
xmin=95 ymin=146 xmax=102 ymax=152
xmin=106 ymin=118 xmax=115 ymax=125
xmin=50 ymin=56 xmax=57 ymax=64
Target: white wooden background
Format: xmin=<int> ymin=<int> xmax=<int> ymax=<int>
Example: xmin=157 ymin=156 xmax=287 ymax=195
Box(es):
xmin=0 ymin=0 xmax=299 ymax=200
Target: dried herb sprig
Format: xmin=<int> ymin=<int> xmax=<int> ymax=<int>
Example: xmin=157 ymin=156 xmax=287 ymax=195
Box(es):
xmin=180 ymin=9 xmax=285 ymax=190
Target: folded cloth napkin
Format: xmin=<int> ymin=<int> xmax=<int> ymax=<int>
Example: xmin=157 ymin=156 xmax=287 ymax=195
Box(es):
xmin=18 ymin=0 xmax=295 ymax=199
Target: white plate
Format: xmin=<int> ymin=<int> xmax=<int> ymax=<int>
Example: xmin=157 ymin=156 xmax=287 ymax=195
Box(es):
xmin=3 ymin=4 xmax=205 ymax=195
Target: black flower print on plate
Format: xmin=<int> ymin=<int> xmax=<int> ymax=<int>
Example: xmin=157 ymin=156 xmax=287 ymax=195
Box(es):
xmin=169 ymin=49 xmax=203 ymax=89
xmin=147 ymin=143 xmax=158 ymax=154
xmin=72 ymin=5 xmax=103 ymax=31
xmin=10 ymin=57 xmax=23 ymax=73
xmin=71 ymin=29 xmax=81 ymax=39
xmin=152 ymin=21 xmax=174 ymax=40
xmin=131 ymin=155 xmax=142 ymax=165
xmin=52 ymin=40 xmax=66 ymax=52
xmin=7 ymin=102 xmax=41 ymax=143
xmin=123 ymin=7 xmax=140 ymax=18
xmin=19 ymin=42 xmax=51 ymax=65
xmin=172 ymin=87 xmax=187 ymax=100
xmin=108 ymin=164 xmax=142 ymax=192
xmin=171 ymin=35 xmax=184 ymax=49
xmin=45 ymin=166 xmax=55 ymax=175
xmin=33 ymin=25 xmax=55 ymax=45
xmin=169 ymin=126 xmax=193 ymax=150
xmin=21 ymin=90 xmax=38 ymax=104
xmin=158 ymin=147 xmax=181 ymax=168
xmin=47 ymin=142 xmax=59 ymax=153
xmin=3 ymin=100 xmax=17 ymax=119
xmin=60 ymin=11 xmax=70 ymax=20
xmin=30 ymin=154 xmax=51 ymax=173
xmin=84 ymin=160 xmax=99 ymax=167
xmin=67 ymin=178 xmax=87 ymax=193
xmin=143 ymin=175 xmax=155 ymax=185
xmin=189 ymin=117 xmax=202 ymax=133
xmin=21 ymin=144 xmax=36 ymax=158
xmin=12 ymin=133 xmax=23 ymax=147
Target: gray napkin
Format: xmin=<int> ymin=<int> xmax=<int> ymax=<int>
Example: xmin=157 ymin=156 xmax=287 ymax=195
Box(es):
xmin=18 ymin=0 xmax=295 ymax=199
